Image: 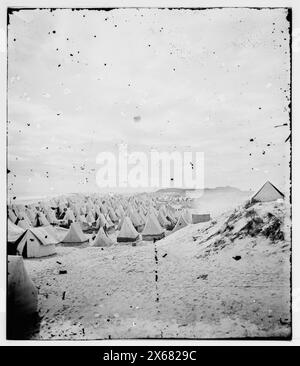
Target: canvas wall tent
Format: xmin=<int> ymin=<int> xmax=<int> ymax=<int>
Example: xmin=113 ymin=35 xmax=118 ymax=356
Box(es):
xmin=142 ymin=213 xmax=165 ymax=241
xmin=8 ymin=219 xmax=25 ymax=243
xmin=92 ymin=227 xmax=114 ymax=247
xmin=7 ymin=255 xmax=38 ymax=338
xmin=117 ymin=216 xmax=140 ymax=243
xmin=192 ymin=214 xmax=211 ymax=224
xmin=8 ymin=227 xmax=58 ymax=258
xmin=251 ymin=181 xmax=285 ymax=202
xmin=172 ymin=213 xmax=189 ymax=233
xmin=61 ymin=222 xmax=88 ymax=244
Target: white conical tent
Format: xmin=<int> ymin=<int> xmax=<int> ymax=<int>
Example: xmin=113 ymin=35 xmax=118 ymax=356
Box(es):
xmin=95 ymin=213 xmax=109 ymax=229
xmin=142 ymin=213 xmax=165 ymax=241
xmin=137 ymin=210 xmax=146 ymax=224
xmin=127 ymin=208 xmax=141 ymax=227
xmin=117 ymin=216 xmax=139 ymax=243
xmin=92 ymin=228 xmax=114 ymax=247
xmin=45 ymin=208 xmax=58 ymax=224
xmin=172 ymin=213 xmax=189 ymax=233
xmin=251 ymin=181 xmax=284 ymax=202
xmin=61 ymin=222 xmax=88 ymax=244
xmin=38 ymin=212 xmax=50 ymax=226
xmin=17 ymin=210 xmax=32 ymax=226
xmin=85 ymin=211 xmax=95 ymax=224
xmin=105 ymin=213 xmax=114 ymax=227
xmin=64 ymin=208 xmax=76 ymax=222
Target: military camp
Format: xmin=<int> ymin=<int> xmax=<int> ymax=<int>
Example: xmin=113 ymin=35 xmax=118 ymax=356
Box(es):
xmin=6 ymin=7 xmax=291 ymax=342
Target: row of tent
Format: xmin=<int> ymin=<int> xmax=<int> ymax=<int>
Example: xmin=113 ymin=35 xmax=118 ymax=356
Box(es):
xmin=7 ymin=181 xmax=285 ymax=258
xmin=7 ymin=204 xmax=193 ymax=258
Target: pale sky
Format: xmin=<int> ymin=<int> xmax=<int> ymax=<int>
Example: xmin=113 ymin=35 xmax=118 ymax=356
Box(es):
xmin=7 ymin=8 xmax=291 ymax=198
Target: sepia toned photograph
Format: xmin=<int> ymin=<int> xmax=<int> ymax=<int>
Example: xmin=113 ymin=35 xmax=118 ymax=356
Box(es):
xmin=6 ymin=6 xmax=291 ymax=340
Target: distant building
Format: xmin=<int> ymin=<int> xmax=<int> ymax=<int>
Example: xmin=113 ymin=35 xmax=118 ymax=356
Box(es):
xmin=192 ymin=214 xmax=211 ymax=224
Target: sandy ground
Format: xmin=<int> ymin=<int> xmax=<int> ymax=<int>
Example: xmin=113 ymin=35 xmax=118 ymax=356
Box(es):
xmin=24 ymin=201 xmax=291 ymax=340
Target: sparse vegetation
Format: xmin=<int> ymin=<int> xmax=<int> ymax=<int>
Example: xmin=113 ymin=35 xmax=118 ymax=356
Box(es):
xmin=261 ymin=216 xmax=285 ymax=242
xmin=197 ymin=200 xmax=289 ymax=255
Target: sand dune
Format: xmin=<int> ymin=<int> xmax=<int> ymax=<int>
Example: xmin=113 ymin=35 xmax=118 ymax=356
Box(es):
xmin=25 ymin=200 xmax=291 ymax=339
